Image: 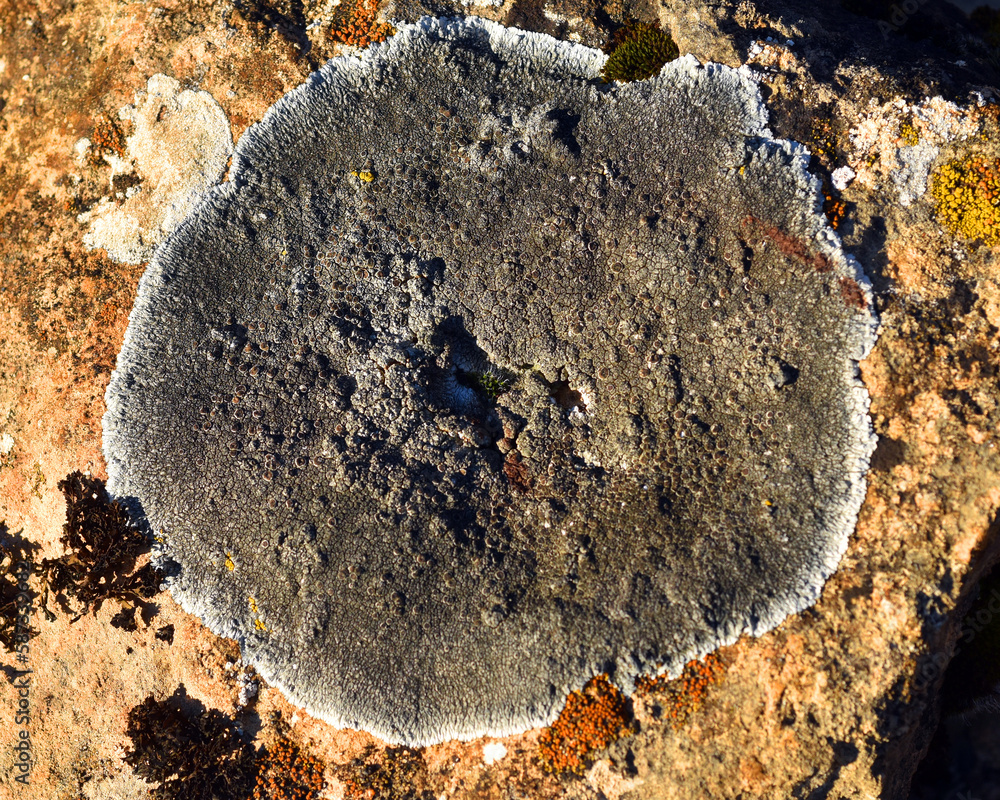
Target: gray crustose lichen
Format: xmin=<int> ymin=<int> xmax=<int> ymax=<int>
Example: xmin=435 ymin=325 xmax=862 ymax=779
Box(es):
xmin=103 ymin=17 xmax=877 ymax=746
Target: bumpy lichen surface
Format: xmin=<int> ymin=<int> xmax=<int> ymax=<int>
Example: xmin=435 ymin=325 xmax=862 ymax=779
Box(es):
xmin=931 ymin=154 xmax=1000 ymax=245
xmin=104 ymin=17 xmax=876 ymax=746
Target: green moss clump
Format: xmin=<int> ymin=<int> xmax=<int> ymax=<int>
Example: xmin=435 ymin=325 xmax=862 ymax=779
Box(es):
xmin=601 ymin=21 xmax=679 ymax=83
xmin=467 ymin=369 xmax=512 ymax=402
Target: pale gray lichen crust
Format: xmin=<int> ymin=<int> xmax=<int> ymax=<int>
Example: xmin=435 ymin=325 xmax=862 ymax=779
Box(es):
xmin=103 ymin=17 xmax=876 ymax=746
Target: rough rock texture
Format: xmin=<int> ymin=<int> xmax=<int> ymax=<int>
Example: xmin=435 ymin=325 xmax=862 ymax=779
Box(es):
xmin=1 ymin=0 xmax=999 ymax=798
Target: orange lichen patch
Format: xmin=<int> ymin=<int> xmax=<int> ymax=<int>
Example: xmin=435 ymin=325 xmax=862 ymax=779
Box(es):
xmin=822 ymin=180 xmax=847 ymax=230
xmin=537 ymin=675 xmax=634 ymax=775
xmin=931 ymin=154 xmax=1000 ymax=245
xmin=330 ymin=0 xmax=394 ymax=49
xmin=970 ymin=100 xmax=1000 ymax=139
xmin=89 ymin=113 xmax=128 ymax=164
xmin=253 ymin=737 xmax=326 ymax=800
xmin=635 ymin=652 xmax=725 ymax=729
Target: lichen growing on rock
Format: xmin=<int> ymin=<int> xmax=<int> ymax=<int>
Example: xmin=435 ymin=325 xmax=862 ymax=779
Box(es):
xmin=252 ymin=737 xmax=326 ymax=800
xmin=537 ymin=675 xmax=634 ymax=775
xmin=930 ymin=154 xmax=1000 ymax=245
xmin=335 ymin=746 xmax=433 ymax=800
xmin=81 ymin=74 xmax=233 ymax=264
xmin=104 ymin=17 xmax=876 ymax=746
xmin=635 ymin=651 xmax=726 ymax=728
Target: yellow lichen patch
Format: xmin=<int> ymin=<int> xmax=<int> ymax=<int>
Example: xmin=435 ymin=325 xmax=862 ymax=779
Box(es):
xmin=930 ymin=154 xmax=1000 ymax=245
xmin=249 ymin=596 xmax=269 ymax=631
xmin=634 ymin=652 xmax=725 ymax=728
xmin=225 ymin=552 xmax=235 ymax=571
xmin=537 ymin=675 xmax=634 ymax=775
xmin=330 ymin=0 xmax=394 ymax=48
xmin=900 ymin=119 xmax=920 ymax=146
xmin=351 ymin=169 xmax=374 ymax=183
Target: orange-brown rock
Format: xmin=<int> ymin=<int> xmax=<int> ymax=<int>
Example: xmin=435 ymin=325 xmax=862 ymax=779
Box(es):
xmin=2 ymin=1 xmax=999 ymax=798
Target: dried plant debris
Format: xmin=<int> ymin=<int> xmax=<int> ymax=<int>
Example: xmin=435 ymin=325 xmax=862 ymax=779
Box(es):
xmin=104 ymin=17 xmax=877 ymax=745
xmin=0 ymin=527 xmax=40 ymax=654
xmin=125 ymin=685 xmax=257 ymax=800
xmin=37 ymin=471 xmax=160 ymax=628
xmin=156 ymin=623 xmax=176 ymax=644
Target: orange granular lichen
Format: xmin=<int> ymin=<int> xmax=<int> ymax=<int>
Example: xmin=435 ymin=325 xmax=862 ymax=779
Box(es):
xmin=809 ymin=117 xmax=838 ymax=163
xmin=90 ymin=114 xmax=127 ymax=163
xmin=537 ymin=674 xmax=634 ymax=775
xmin=253 ymin=737 xmax=326 ymax=800
xmin=931 ymin=154 xmax=1000 ymax=245
xmin=822 ymin=180 xmax=847 ymax=230
xmin=330 ymin=0 xmax=394 ymax=48
xmin=635 ymin=652 xmax=725 ymax=728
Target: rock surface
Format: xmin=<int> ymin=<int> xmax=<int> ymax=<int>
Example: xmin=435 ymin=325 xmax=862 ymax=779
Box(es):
xmin=1 ymin=0 xmax=999 ymax=798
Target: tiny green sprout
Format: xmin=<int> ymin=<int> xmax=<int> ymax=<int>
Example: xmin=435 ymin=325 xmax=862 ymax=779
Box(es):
xmin=462 ymin=368 xmax=513 ymax=402
xmin=601 ymin=21 xmax=679 ymax=83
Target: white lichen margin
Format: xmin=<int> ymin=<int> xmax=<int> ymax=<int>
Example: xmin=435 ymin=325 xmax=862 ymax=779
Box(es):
xmin=80 ymin=74 xmax=233 ymax=264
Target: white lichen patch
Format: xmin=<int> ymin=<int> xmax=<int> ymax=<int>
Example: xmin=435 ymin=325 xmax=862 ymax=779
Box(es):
xmin=831 ymin=165 xmax=855 ymax=191
xmin=846 ymin=96 xmax=978 ymax=205
xmin=481 ymin=742 xmax=507 ymax=764
xmin=81 ymin=74 xmax=232 ymax=264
